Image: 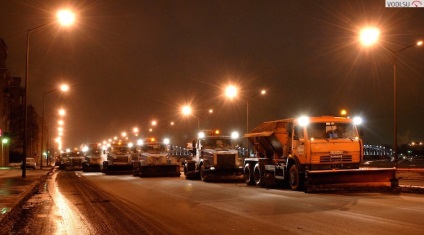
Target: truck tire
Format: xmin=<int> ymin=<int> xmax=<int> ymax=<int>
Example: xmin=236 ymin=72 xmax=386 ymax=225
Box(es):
xmin=289 ymin=164 xmax=303 ymax=190
xmin=184 ymin=166 xmax=196 ymax=180
xmin=102 ymin=162 xmax=108 ymax=175
xmin=132 ymin=167 xmax=139 ymax=176
xmin=200 ymin=164 xmax=208 ymax=182
xmin=244 ymin=163 xmax=255 ymax=185
xmin=253 ymin=163 xmax=266 ymax=187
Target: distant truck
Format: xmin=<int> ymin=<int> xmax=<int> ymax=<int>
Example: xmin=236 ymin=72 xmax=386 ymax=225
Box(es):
xmin=132 ymin=138 xmax=180 ymax=177
xmin=183 ymin=130 xmax=243 ymax=181
xmin=82 ymin=144 xmax=105 ymax=172
xmin=243 ymin=116 xmax=397 ymax=191
xmin=64 ymin=150 xmax=85 ymax=171
xmin=102 ymin=143 xmax=133 ymax=174
xmin=58 ymin=152 xmax=69 ymax=170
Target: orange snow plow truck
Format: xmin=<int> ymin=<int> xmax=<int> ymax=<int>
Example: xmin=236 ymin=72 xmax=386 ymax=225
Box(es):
xmin=243 ymin=116 xmax=398 ymax=192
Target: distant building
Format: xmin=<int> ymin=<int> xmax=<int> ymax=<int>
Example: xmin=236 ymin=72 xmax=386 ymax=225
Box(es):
xmin=0 ymin=38 xmax=11 ymax=166
xmin=0 ymin=38 xmax=40 ymax=166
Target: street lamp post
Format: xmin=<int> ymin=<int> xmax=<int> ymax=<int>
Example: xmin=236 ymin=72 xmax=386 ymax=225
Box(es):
xmin=246 ymin=89 xmax=266 ymax=134
xmin=389 ymin=41 xmax=422 ymax=168
xmin=359 ymin=27 xmax=422 ymax=168
xmin=22 ymin=9 xmax=75 ymax=178
xmin=40 ymin=84 xmax=69 ymax=169
xmin=23 ymin=24 xmax=52 ymax=177
xmin=224 ymin=85 xmax=266 ymax=156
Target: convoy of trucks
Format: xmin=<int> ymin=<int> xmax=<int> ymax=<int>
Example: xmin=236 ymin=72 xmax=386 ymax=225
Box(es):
xmin=243 ymin=116 xmax=397 ymax=191
xmin=131 ymin=138 xmax=180 ymax=177
xmin=57 ymin=114 xmax=398 ymax=192
xmin=183 ymin=130 xmax=243 ymax=181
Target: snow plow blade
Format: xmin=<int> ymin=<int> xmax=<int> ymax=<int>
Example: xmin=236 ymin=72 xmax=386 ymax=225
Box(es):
xmin=305 ymin=168 xmax=398 ymax=192
xmin=139 ymin=165 xmax=181 ymax=177
xmin=103 ymin=165 xmax=133 ymax=175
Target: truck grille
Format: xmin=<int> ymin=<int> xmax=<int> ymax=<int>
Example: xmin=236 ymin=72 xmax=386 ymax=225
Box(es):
xmin=216 ymin=154 xmax=236 ymax=167
xmin=90 ymin=158 xmax=101 ymax=164
xmin=115 ymin=156 xmax=130 ymax=163
xmin=320 ymin=155 xmax=352 ymax=163
xmin=71 ymin=159 xmax=82 ymax=164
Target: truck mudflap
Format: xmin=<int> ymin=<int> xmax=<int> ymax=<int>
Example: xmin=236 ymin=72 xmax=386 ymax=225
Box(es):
xmin=139 ymin=165 xmax=181 ymax=177
xmin=305 ymin=168 xmax=398 ymax=192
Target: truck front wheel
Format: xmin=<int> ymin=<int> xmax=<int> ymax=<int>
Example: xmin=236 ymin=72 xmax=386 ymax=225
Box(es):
xmin=200 ymin=164 xmax=208 ymax=182
xmin=289 ymin=164 xmax=303 ymax=190
xmin=253 ymin=163 xmax=265 ymax=187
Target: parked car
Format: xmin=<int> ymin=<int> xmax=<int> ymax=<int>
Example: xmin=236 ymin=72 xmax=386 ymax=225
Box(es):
xmin=22 ymin=157 xmax=37 ymax=169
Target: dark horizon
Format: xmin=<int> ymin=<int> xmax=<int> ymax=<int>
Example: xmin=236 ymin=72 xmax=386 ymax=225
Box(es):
xmin=1 ymin=0 xmax=423 ymax=149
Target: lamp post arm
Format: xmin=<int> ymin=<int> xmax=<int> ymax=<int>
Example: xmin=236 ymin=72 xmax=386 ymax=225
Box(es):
xmin=28 ymin=23 xmax=51 ymax=34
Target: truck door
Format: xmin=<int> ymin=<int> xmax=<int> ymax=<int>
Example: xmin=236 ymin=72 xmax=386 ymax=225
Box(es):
xmin=292 ymin=125 xmax=306 ymax=161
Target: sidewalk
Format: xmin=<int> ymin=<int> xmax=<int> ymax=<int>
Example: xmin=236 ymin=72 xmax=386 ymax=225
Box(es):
xmin=0 ymin=166 xmax=54 ymax=228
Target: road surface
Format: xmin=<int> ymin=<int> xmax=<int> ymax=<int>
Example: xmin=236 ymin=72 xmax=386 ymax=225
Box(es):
xmin=9 ymin=170 xmax=424 ymax=234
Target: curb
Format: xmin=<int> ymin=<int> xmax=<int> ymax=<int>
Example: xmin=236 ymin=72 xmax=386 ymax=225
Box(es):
xmin=399 ymin=185 xmax=424 ymax=194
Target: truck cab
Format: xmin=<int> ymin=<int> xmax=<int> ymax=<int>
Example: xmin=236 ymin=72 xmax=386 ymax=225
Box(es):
xmin=82 ymin=144 xmax=105 ymax=172
xmin=183 ymin=130 xmax=243 ymax=181
xmin=132 ymin=138 xmax=180 ymax=177
xmin=64 ymin=150 xmax=85 ymax=171
xmin=102 ymin=143 xmax=133 ymax=174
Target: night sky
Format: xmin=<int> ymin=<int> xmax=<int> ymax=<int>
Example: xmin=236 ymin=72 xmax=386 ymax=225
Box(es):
xmin=1 ymin=0 xmax=424 ymax=148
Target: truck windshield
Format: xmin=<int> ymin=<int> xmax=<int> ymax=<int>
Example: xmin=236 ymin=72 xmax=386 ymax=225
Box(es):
xmin=87 ymin=149 xmax=101 ymax=156
xmin=200 ymin=138 xmax=232 ymax=149
xmin=111 ymin=147 xmax=131 ymax=154
xmin=68 ymin=152 xmax=83 ymax=157
xmin=307 ymin=122 xmax=358 ymax=139
xmin=141 ymin=144 xmax=167 ymax=153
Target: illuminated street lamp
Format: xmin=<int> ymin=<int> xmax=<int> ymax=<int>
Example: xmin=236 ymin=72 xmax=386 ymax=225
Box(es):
xmin=181 ymin=105 xmax=199 ymax=131
xmin=58 ymin=108 xmax=66 ymax=116
xmin=359 ymin=27 xmax=380 ymax=47
xmin=133 ymin=127 xmax=139 ymax=133
xmin=225 ymin=85 xmax=238 ymax=100
xmin=1 ymin=137 xmax=10 ymax=167
xmin=40 ymin=84 xmax=69 ymax=169
xmin=22 ymin=9 xmax=75 ymax=178
xmin=359 ymin=27 xmax=422 ymax=168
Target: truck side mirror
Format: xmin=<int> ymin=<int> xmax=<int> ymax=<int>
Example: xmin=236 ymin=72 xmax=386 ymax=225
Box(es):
xmin=287 ymin=122 xmax=293 ymax=138
xmin=358 ymin=127 xmax=364 ymax=137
